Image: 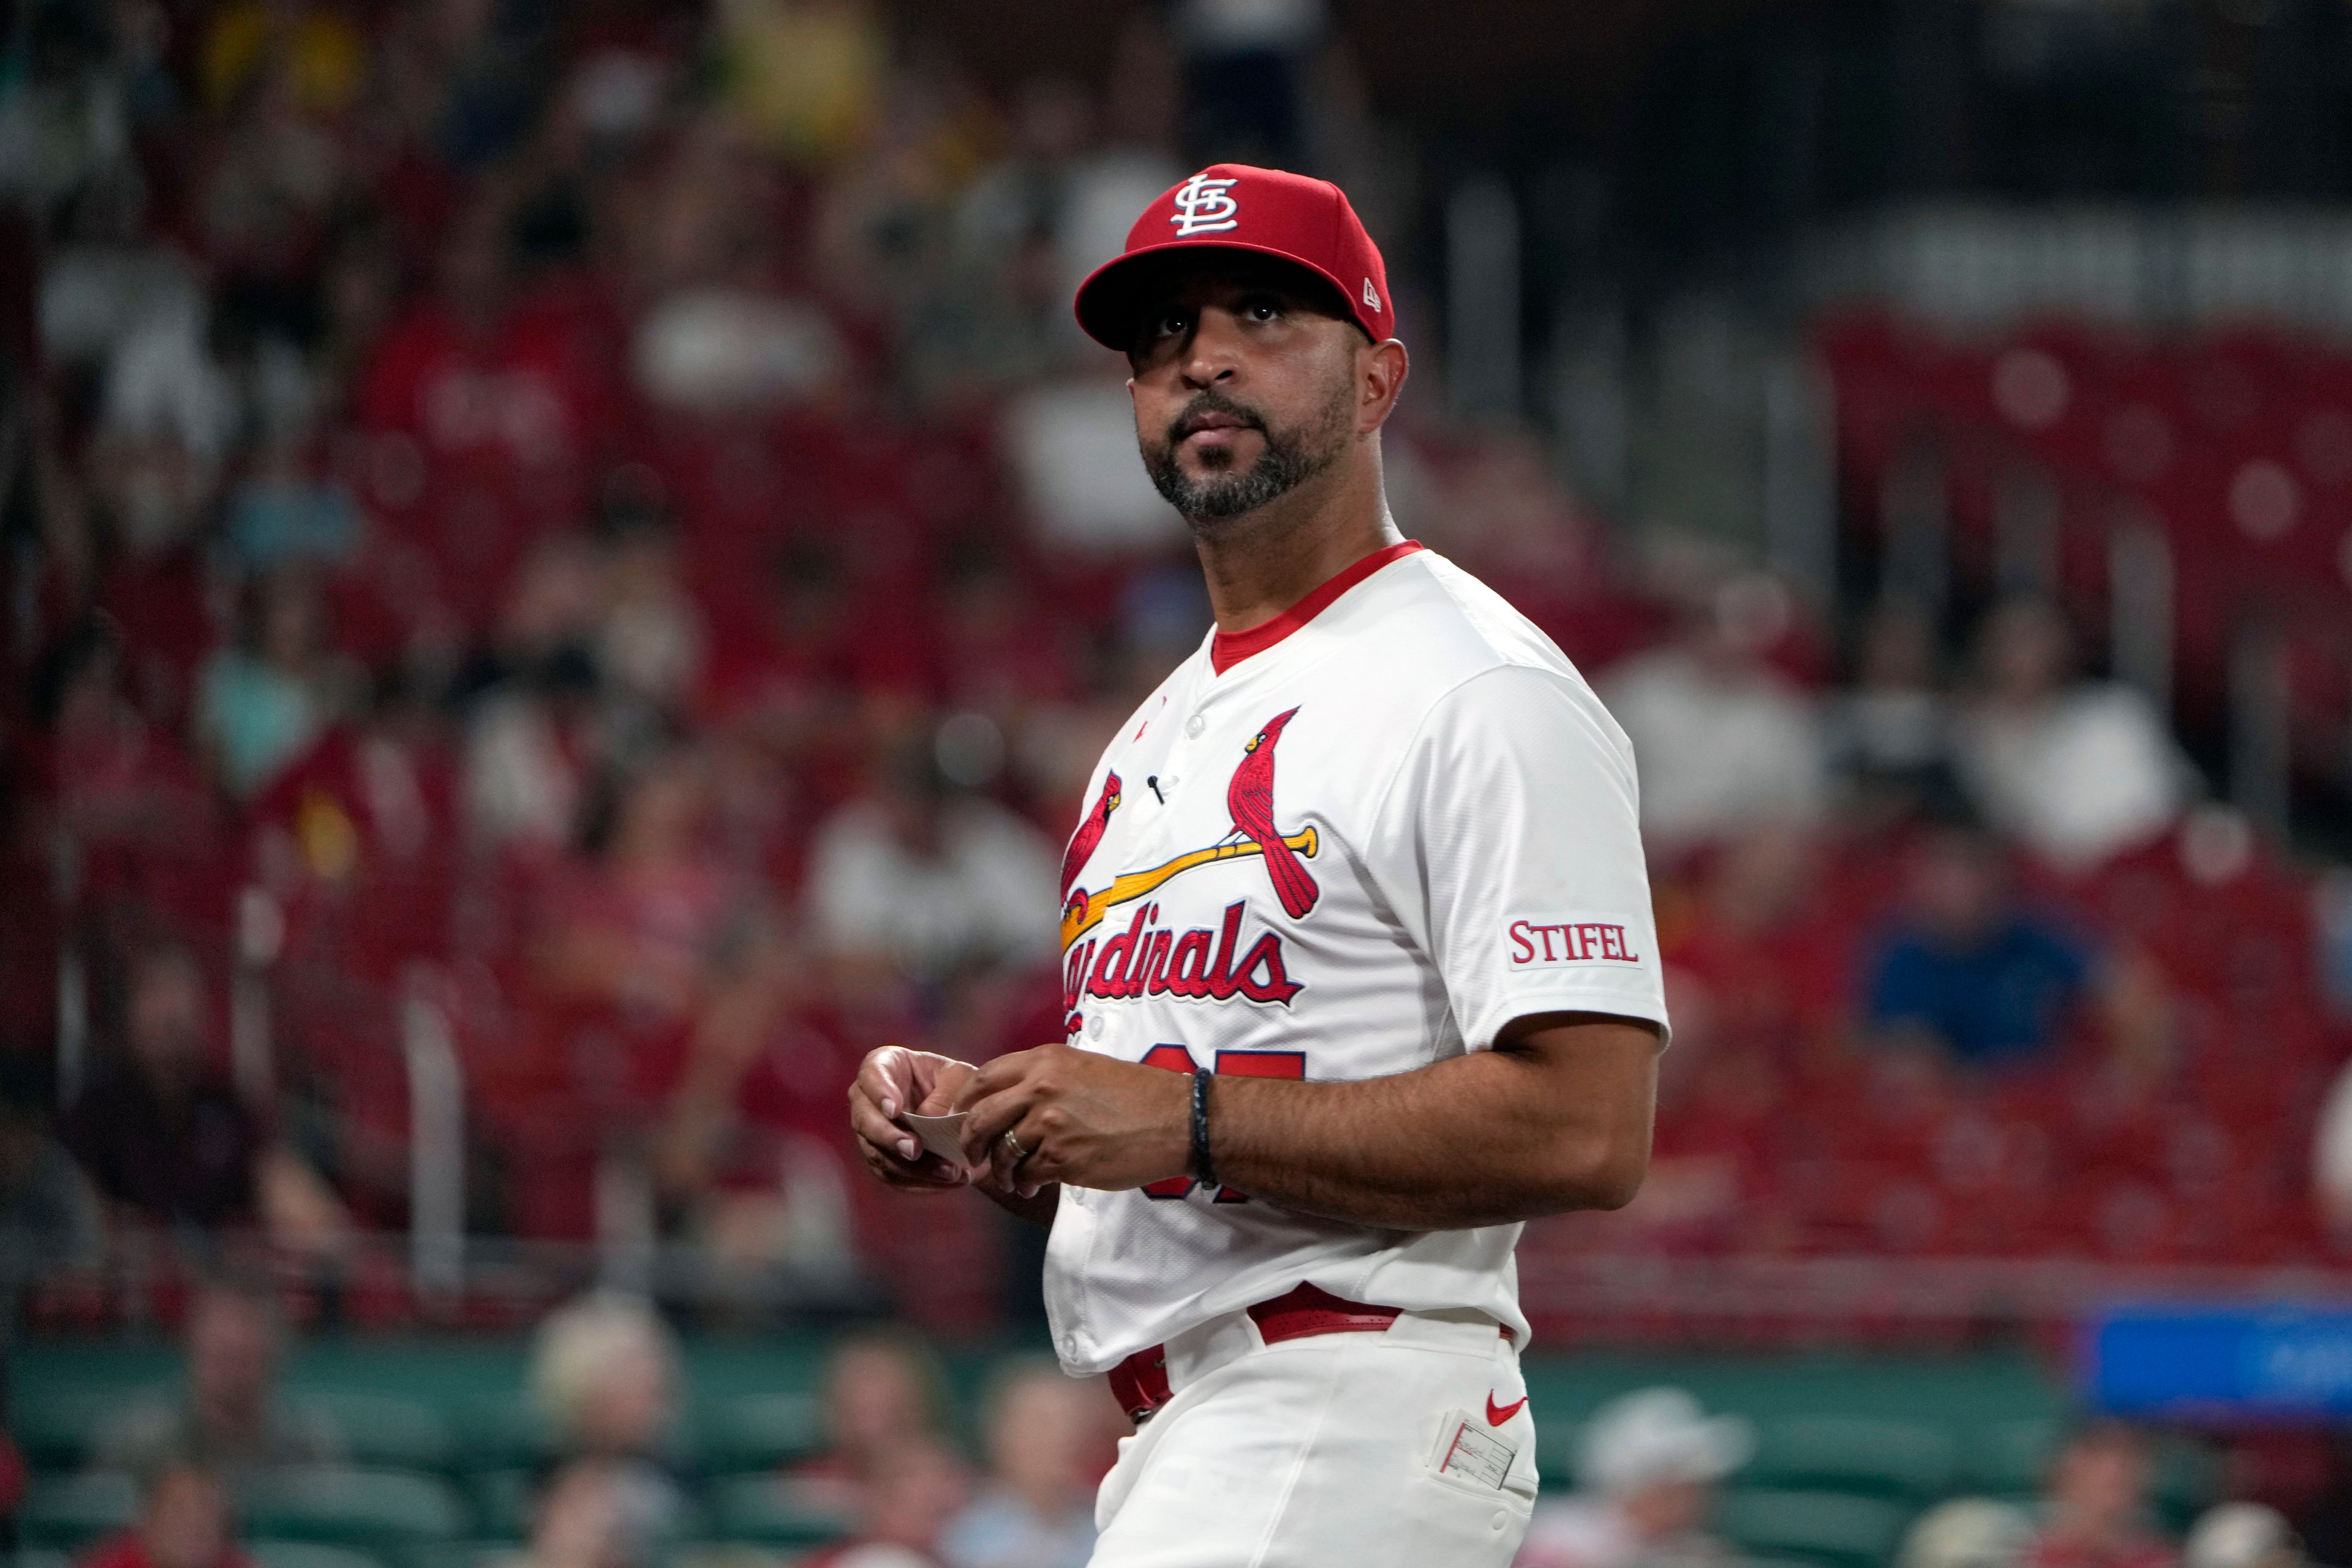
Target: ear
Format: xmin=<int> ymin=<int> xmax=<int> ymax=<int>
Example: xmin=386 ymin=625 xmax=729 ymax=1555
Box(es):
xmin=1355 ymin=337 xmax=1410 ymax=435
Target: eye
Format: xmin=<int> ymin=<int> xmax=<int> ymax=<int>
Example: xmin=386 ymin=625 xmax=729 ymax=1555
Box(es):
xmin=1240 ymin=295 xmax=1284 ymax=323
xmin=1150 ymin=307 xmax=1190 ymax=339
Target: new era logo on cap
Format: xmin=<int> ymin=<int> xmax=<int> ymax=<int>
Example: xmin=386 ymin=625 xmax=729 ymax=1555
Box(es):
xmin=1074 ymin=163 xmax=1395 ymax=350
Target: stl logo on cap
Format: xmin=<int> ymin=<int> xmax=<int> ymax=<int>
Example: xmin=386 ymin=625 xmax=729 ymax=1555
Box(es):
xmin=1169 ymin=172 xmax=1241 ymax=236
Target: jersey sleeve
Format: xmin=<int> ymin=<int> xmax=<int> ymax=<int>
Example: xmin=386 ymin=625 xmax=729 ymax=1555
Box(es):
xmin=1366 ymin=662 xmax=1670 ymax=1052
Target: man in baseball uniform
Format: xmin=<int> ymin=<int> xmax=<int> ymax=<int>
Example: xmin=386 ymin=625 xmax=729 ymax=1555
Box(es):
xmin=848 ymin=164 xmax=1668 ymax=1567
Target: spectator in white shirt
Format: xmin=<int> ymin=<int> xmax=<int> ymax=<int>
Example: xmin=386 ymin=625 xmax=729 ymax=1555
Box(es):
xmin=1951 ymin=598 xmax=2194 ymax=870
xmin=807 ymin=738 xmax=1059 ymax=984
xmin=1600 ymin=577 xmax=1826 ymax=858
xmin=1516 ymin=1387 xmax=1752 ymax=1568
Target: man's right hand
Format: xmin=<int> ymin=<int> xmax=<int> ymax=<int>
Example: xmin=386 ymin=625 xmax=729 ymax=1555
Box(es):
xmin=848 ymin=1046 xmax=978 ymax=1193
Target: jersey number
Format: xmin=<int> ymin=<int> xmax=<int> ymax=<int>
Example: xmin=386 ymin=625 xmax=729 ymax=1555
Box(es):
xmin=1138 ymin=1044 xmax=1306 ymax=1203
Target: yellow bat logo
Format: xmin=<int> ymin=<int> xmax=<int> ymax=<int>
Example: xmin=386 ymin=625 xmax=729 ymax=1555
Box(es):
xmin=1060 ymin=826 xmax=1318 ymax=951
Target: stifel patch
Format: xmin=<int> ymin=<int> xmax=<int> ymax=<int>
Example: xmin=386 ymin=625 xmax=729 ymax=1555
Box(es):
xmin=1507 ymin=916 xmax=1642 ymax=967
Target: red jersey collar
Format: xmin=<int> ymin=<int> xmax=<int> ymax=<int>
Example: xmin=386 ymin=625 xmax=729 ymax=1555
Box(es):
xmin=1208 ymin=540 xmax=1423 ymax=675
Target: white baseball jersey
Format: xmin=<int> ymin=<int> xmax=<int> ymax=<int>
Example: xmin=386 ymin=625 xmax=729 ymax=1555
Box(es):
xmin=1044 ymin=540 xmax=1669 ymax=1377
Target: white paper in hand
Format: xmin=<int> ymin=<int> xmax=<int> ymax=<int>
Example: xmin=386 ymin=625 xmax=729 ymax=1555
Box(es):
xmin=902 ymin=1112 xmax=969 ymax=1164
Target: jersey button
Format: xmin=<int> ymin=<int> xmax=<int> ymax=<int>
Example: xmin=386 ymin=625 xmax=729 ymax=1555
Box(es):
xmin=1184 ymin=714 xmax=1205 ymax=738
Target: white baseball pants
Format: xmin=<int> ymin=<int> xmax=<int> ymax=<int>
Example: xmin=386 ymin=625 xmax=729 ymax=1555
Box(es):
xmin=1087 ymin=1306 xmax=1538 ymax=1567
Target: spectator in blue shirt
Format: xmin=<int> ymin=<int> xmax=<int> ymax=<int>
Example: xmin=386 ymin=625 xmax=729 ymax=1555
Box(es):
xmin=1864 ymin=824 xmax=2095 ymax=1065
xmin=940 ymin=1359 xmax=1115 ymax=1568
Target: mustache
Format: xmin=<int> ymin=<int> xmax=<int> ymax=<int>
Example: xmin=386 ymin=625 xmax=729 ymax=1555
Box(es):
xmin=1165 ymin=391 xmax=1267 ymax=446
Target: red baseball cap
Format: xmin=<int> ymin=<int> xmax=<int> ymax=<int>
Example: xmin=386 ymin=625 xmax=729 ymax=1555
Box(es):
xmin=1072 ymin=164 xmax=1395 ymax=352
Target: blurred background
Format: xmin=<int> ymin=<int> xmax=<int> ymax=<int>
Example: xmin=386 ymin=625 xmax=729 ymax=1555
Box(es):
xmin=9 ymin=0 xmax=2352 ymax=1565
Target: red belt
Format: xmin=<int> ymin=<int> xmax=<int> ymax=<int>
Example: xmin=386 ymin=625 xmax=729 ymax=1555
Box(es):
xmin=1107 ymin=1283 xmax=1404 ymax=1423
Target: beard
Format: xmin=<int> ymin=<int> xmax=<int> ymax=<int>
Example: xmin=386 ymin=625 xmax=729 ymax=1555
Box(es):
xmin=1142 ymin=379 xmax=1353 ymax=527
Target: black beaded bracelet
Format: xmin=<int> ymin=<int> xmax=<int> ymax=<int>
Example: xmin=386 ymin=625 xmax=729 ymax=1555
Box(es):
xmin=1189 ymin=1069 xmax=1217 ymax=1189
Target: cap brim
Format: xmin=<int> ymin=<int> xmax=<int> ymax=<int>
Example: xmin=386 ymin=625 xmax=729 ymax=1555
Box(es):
xmin=1074 ymin=241 xmax=1371 ymax=351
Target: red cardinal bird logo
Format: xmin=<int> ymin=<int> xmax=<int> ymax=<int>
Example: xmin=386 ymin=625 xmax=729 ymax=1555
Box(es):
xmin=1227 ymin=709 xmax=1319 ymax=919
xmin=1062 ymin=772 xmax=1121 ymax=905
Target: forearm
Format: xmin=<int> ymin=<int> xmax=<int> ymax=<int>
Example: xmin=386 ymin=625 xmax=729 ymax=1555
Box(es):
xmin=1207 ymin=1031 xmax=1656 ymax=1230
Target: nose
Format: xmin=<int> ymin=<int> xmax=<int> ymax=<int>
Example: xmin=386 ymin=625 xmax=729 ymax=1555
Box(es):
xmin=1179 ymin=306 xmax=1246 ymax=389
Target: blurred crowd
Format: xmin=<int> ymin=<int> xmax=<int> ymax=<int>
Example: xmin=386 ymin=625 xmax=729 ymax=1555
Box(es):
xmin=1515 ymin=1385 xmax=2316 ymax=1568
xmin=36 ymin=1276 xmax=1120 ymax=1568
xmin=25 ymin=1282 xmax=2331 ymax=1568
xmin=1 ymin=0 xmax=2350 ymax=1337
xmin=0 ymin=0 xmax=1354 ymax=1313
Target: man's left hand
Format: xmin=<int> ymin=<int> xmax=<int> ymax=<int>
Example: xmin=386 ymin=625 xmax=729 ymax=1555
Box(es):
xmin=957 ymin=1044 xmax=1193 ymax=1198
